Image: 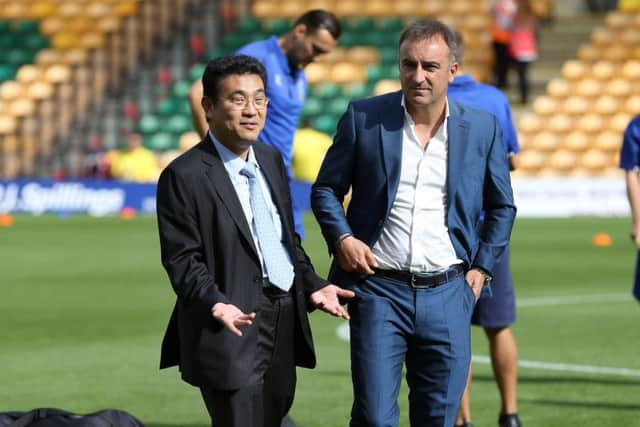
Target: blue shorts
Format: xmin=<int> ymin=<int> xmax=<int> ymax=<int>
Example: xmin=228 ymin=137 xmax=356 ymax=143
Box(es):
xmin=471 ymin=245 xmax=516 ymax=328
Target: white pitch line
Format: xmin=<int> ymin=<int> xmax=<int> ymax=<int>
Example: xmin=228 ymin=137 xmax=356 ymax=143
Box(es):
xmin=472 ymin=355 xmax=640 ymax=378
xmin=517 ymin=293 xmax=632 ymax=307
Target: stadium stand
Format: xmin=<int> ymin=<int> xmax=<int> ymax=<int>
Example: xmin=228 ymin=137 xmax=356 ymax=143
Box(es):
xmin=0 ymin=0 xmax=637 ymax=181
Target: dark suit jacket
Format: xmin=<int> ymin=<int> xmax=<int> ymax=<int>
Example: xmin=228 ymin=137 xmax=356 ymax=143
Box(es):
xmin=157 ymin=136 xmax=327 ymax=390
xmin=311 ymin=91 xmax=517 ymax=287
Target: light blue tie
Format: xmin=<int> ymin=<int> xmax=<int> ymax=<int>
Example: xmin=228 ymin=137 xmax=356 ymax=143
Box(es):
xmin=240 ymin=162 xmax=294 ymax=291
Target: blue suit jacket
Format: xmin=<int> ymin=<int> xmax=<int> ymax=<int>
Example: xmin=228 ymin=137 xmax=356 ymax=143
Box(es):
xmin=311 ymin=91 xmax=516 ymax=287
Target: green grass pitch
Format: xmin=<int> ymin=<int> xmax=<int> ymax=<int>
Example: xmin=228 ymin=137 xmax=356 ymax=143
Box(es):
xmin=1 ymin=215 xmax=638 ymax=426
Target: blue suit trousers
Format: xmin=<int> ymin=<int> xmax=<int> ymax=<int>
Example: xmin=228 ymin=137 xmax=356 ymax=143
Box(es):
xmin=348 ymin=273 xmax=474 ymax=427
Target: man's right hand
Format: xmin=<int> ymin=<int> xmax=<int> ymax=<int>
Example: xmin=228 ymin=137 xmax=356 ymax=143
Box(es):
xmin=336 ymin=235 xmax=378 ymax=275
xmin=211 ymin=303 xmax=256 ymax=336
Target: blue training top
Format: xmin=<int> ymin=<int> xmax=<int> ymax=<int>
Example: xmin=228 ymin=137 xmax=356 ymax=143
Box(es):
xmin=620 ymin=115 xmax=640 ymax=170
xmin=237 ymin=36 xmax=307 ymax=180
xmin=447 ymin=74 xmax=520 ymax=154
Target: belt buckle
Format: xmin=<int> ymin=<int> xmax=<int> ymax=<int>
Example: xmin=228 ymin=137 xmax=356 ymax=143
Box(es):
xmin=409 ymin=273 xmax=435 ymax=290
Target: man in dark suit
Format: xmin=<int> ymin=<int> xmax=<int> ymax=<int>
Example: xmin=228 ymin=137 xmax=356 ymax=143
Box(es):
xmin=311 ymin=19 xmax=517 ymax=427
xmin=157 ymin=54 xmax=354 ymax=427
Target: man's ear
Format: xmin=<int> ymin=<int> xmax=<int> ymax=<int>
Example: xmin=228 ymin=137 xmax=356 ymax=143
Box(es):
xmin=201 ymin=96 xmax=213 ymax=120
xmin=292 ymin=23 xmax=308 ymax=38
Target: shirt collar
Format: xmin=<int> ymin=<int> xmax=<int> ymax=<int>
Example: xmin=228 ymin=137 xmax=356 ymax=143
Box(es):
xmin=401 ymin=96 xmax=450 ymax=135
xmin=208 ymin=130 xmax=258 ymax=177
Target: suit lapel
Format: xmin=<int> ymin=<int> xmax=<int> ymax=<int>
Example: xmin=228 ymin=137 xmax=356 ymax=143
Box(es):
xmin=380 ymin=91 xmax=405 ymax=216
xmin=446 ymin=101 xmax=471 ymax=205
xmin=200 ymin=137 xmax=259 ymax=258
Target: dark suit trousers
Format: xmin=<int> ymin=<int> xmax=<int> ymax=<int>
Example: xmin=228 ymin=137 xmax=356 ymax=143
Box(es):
xmin=200 ymin=291 xmax=296 ymax=427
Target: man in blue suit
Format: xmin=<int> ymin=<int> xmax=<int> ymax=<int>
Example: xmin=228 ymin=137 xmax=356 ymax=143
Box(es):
xmin=311 ymin=19 xmax=516 ymax=427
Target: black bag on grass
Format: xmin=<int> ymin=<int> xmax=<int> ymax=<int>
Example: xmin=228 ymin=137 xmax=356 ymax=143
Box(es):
xmin=0 ymin=408 xmax=145 ymax=427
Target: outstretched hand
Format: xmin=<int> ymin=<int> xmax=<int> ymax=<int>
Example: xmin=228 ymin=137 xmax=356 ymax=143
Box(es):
xmin=310 ymin=284 xmax=355 ymax=320
xmin=211 ymin=303 xmax=256 ymax=336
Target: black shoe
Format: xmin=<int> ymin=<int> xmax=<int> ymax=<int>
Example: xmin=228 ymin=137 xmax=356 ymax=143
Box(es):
xmin=499 ymin=413 xmax=522 ymax=427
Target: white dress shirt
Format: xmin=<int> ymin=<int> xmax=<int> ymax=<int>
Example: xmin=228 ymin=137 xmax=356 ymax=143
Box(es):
xmin=371 ymin=99 xmax=462 ymax=273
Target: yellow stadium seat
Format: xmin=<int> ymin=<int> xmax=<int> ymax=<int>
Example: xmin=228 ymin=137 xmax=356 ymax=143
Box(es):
xmin=579 ymin=149 xmax=609 ymax=171
xmin=546 ymin=78 xmax=571 ymax=98
xmin=574 ymin=78 xmax=602 ymax=98
xmin=563 ymin=131 xmax=590 ymax=152
xmin=305 ymin=63 xmax=330 ymax=84
xmin=374 ymin=79 xmax=401 ymax=96
xmin=330 ymin=62 xmax=366 ymax=84
xmin=349 ymin=47 xmax=379 ymax=65
xmin=16 ymin=65 xmax=42 ymax=85
xmin=591 ymin=27 xmax=616 ymax=46
xmin=594 ymin=131 xmax=622 ymax=152
xmin=591 ymin=61 xmax=615 ymax=80
xmin=609 ymin=112 xmax=634 ymax=133
xmin=576 ymin=113 xmax=604 ymax=134
xmin=622 ymin=60 xmax=640 ymax=80
xmin=593 ymin=95 xmax=620 ymax=116
xmin=530 ymin=131 xmax=558 ymax=151
xmin=562 ymin=96 xmax=590 ymax=115
xmin=561 ymin=60 xmax=587 ymax=81
xmin=577 ymin=44 xmax=599 ymax=62
xmin=549 ymin=149 xmax=577 ymax=172
xmin=518 ymin=150 xmax=547 ymax=172
xmin=605 ymin=78 xmax=632 ymax=98
xmin=547 ymin=114 xmax=573 ymax=134
xmin=532 ymin=96 xmax=558 ymax=115
xmin=518 ymin=112 xmax=542 ymax=135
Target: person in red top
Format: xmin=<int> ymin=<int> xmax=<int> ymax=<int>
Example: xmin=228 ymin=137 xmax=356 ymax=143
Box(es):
xmin=490 ymin=0 xmax=517 ymax=88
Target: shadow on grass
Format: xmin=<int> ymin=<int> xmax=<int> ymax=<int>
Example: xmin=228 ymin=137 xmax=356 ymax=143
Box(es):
xmin=520 ymin=398 xmax=640 ymax=411
xmin=473 ymin=373 xmax=640 ymax=387
xmin=146 ymin=424 xmax=208 ymax=427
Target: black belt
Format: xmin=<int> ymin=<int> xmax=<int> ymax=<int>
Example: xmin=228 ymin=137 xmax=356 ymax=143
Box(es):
xmin=261 ymin=278 xmax=290 ymax=298
xmin=375 ymin=265 xmax=465 ymax=289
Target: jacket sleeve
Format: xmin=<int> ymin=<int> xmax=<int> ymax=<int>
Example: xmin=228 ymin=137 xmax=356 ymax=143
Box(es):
xmin=156 ymin=166 xmax=229 ymax=311
xmin=473 ymin=116 xmax=517 ymax=275
xmin=310 ymin=103 xmax=357 ymax=253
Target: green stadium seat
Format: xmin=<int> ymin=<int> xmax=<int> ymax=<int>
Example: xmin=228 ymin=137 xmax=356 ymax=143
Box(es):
xmin=350 ymin=17 xmax=376 ymax=32
xmin=188 ymin=63 xmax=206 ymax=83
xmin=156 ymin=99 xmax=178 ymax=116
xmin=337 ymin=32 xmax=358 ymax=48
xmin=379 ymin=18 xmax=404 ymax=32
xmin=144 ymin=132 xmax=176 ymax=152
xmin=13 ymin=21 xmax=40 ymax=35
xmin=265 ymin=18 xmax=290 ymax=35
xmin=310 ymin=114 xmax=339 ymax=135
xmin=222 ymin=33 xmax=248 ymax=51
xmin=312 ymin=83 xmax=342 ymax=99
xmin=327 ymin=97 xmax=350 ymax=117
xmin=379 ymin=46 xmax=397 ymax=65
xmin=237 ymin=17 xmax=262 ymax=34
xmin=138 ymin=114 xmax=161 ymax=135
xmin=6 ymin=49 xmax=32 ymax=67
xmin=23 ymin=33 xmax=49 ymax=53
xmin=164 ymin=114 xmax=192 ymax=135
xmin=172 ymin=80 xmax=192 ymax=99
xmin=366 ymin=64 xmax=399 ymax=82
xmin=343 ymin=82 xmax=372 ymax=99
xmin=0 ymin=64 xmax=17 ymax=83
xmin=300 ymin=96 xmax=323 ymax=121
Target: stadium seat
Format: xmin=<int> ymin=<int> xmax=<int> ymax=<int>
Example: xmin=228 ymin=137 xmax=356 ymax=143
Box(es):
xmin=144 ymin=131 xmax=176 ymax=152
xmin=311 ymin=83 xmax=342 ymax=99
xmin=563 ymin=131 xmax=590 ymax=152
xmin=331 ymin=62 xmax=366 ymax=84
xmin=548 ymin=149 xmax=577 ymax=172
xmin=310 ymin=114 xmax=338 ymax=135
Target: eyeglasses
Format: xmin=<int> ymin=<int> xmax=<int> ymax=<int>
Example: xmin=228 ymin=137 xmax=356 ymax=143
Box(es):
xmin=224 ymin=95 xmax=269 ymax=111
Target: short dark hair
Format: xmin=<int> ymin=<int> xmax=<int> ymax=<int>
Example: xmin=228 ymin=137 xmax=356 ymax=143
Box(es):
xmin=201 ymin=54 xmax=267 ymax=99
xmin=398 ymin=18 xmax=458 ymax=62
xmin=294 ymin=9 xmax=341 ymax=40
xmin=453 ymin=30 xmax=465 ymax=67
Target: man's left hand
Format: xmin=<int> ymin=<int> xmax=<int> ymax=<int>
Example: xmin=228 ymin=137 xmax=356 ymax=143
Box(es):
xmin=465 ymin=269 xmax=487 ymax=302
xmin=310 ymin=284 xmax=355 ymax=320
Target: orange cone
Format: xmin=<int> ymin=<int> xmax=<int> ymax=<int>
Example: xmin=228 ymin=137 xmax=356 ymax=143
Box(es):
xmin=592 ymin=232 xmax=613 ymax=247
xmin=119 ymin=207 xmax=136 ymax=220
xmin=0 ymin=214 xmax=15 ymax=227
